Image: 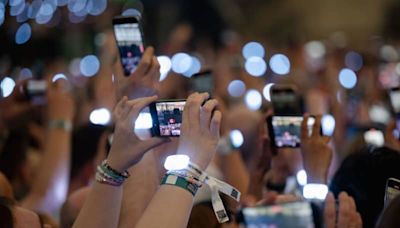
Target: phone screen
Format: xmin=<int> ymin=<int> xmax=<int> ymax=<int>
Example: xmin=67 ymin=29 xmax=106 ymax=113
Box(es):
xmin=150 ymin=100 xmax=185 ymax=137
xmin=271 ymin=87 xmax=303 ymax=115
xmin=385 ymin=178 xmax=400 ymax=206
xmin=113 ymin=16 xmax=144 ymax=76
xmin=241 ymin=201 xmax=314 ymax=228
xmin=190 ymin=71 xmax=214 ymax=95
xmin=268 ymin=116 xmax=315 ymax=148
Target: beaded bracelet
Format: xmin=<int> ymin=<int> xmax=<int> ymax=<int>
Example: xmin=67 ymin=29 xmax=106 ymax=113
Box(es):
xmin=95 ymin=160 xmax=130 ymax=186
xmin=161 ymin=174 xmax=198 ymax=196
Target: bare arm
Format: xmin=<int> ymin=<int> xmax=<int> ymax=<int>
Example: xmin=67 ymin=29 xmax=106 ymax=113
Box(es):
xmin=73 ymin=96 xmax=167 ymax=228
xmin=22 ymin=80 xmax=74 ymax=214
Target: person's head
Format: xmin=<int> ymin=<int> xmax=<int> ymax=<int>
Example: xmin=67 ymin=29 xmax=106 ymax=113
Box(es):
xmin=60 ymin=187 xmax=90 ymax=228
xmin=330 ymin=146 xmax=400 ymax=228
xmin=70 ymin=124 xmax=108 ymax=190
xmin=0 ymin=196 xmax=47 ymax=228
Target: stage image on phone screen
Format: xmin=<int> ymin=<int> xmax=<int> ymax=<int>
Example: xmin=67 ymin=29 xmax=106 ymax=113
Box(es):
xmin=155 ymin=101 xmax=185 ymax=136
xmin=113 ymin=22 xmax=144 ymax=75
xmin=385 ymin=178 xmax=400 ymax=206
xmin=271 ymin=116 xmax=315 ymax=147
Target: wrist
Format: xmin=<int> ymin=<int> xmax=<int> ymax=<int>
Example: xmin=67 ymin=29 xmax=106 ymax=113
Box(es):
xmin=48 ymin=119 xmax=73 ymax=132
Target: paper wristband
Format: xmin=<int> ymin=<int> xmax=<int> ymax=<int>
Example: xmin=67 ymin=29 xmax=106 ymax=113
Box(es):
xmin=161 ymin=174 xmax=198 ymax=196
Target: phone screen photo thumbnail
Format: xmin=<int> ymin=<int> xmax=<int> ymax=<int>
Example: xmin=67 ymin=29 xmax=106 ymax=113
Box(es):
xmin=113 ymin=22 xmax=144 ymax=75
xmin=156 ymin=101 xmax=185 ymax=136
xmin=272 ymin=116 xmax=302 ymax=147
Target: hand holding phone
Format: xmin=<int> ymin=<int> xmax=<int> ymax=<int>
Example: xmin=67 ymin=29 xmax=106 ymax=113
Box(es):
xmin=113 ymin=16 xmax=145 ymax=76
xmin=385 ymin=178 xmax=400 ymax=207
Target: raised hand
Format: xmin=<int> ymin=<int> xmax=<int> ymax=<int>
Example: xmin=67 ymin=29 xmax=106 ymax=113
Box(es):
xmin=177 ymin=92 xmax=222 ymax=170
xmin=324 ymin=192 xmax=363 ymax=228
xmin=107 ymin=96 xmax=169 ymax=172
xmin=300 ymin=114 xmax=332 ymax=184
xmin=114 ymin=47 xmax=161 ymax=99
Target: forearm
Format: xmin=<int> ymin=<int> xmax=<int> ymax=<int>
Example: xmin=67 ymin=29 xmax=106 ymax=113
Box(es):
xmin=136 ymin=185 xmax=194 ymax=228
xmin=73 ymin=182 xmax=123 ymax=228
xmin=118 ymin=152 xmax=159 ymax=227
xmin=22 ymin=128 xmax=71 ymax=213
xmin=219 ymin=152 xmax=249 ymax=196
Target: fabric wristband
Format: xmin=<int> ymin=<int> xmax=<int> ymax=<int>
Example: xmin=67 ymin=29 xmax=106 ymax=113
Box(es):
xmin=161 ymin=174 xmax=198 ymax=196
xmin=48 ymin=119 xmax=73 ymax=132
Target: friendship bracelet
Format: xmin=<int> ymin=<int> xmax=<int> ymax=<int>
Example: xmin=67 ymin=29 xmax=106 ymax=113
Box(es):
xmin=95 ymin=172 xmax=123 ymax=186
xmin=161 ymin=174 xmax=198 ymax=196
xmin=167 ymin=170 xmax=203 ymax=187
xmin=101 ymin=160 xmax=130 ymax=179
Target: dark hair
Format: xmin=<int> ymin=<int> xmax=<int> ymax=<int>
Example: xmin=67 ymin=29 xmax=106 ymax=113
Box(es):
xmin=70 ymin=124 xmax=107 ymax=180
xmin=0 ymin=196 xmax=16 ymax=228
xmin=330 ymin=147 xmax=400 ymax=228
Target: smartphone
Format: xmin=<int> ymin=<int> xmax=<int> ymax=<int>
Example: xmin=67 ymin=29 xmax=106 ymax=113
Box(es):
xmin=363 ymin=129 xmax=384 ymax=147
xmin=241 ymin=201 xmax=315 ymax=228
xmin=190 ymin=70 xmax=214 ymax=95
xmin=385 ymin=178 xmax=400 ymax=207
xmin=112 ymin=16 xmax=145 ymax=76
xmin=23 ymin=80 xmax=47 ymax=104
xmin=270 ymin=85 xmax=304 ymax=116
xmin=149 ymin=100 xmax=186 ymax=137
xmin=267 ymin=116 xmax=317 ymax=148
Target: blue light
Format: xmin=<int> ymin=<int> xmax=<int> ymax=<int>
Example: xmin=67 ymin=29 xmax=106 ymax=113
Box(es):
xmin=321 ymin=114 xmax=335 ymax=136
xmin=57 ymin=0 xmax=68 ymax=6
xmin=89 ymin=108 xmax=111 ymax=125
xmin=10 ymin=0 xmax=25 ymax=16
xmin=38 ymin=2 xmax=55 ymax=16
xmin=69 ymin=58 xmax=81 ymax=76
xmin=244 ymin=89 xmax=262 ymax=111
xmin=345 ymin=51 xmax=363 ymax=72
xmin=35 ymin=11 xmax=53 ymax=24
xmin=171 ymin=53 xmax=192 ymax=74
xmin=1 ymin=77 xmax=16 ymax=97
xmin=230 ymin=129 xmax=244 ymax=148
xmin=227 ymin=80 xmax=246 ymax=97
xmin=242 ymin=41 xmax=265 ymax=59
xmin=296 ymin=170 xmax=307 ymax=186
xmin=157 ymin=56 xmax=172 ymax=81
xmin=80 ymin=55 xmax=100 ymax=77
xmin=27 ymin=0 xmax=41 ymax=19
xmin=305 ymin=41 xmax=326 ymax=59
xmin=269 ymin=54 xmax=290 ymax=75
xmin=68 ymin=11 xmax=85 ymax=23
xmin=86 ymin=0 xmax=107 ymax=16
xmin=262 ymin=83 xmax=275 ymax=101
xmin=9 ymin=0 xmax=23 ymax=6
xmin=338 ymin=68 xmax=357 ymax=89
xmin=19 ymin=68 xmax=33 ymax=80
xmin=0 ymin=3 xmax=5 ymax=26
xmin=182 ymin=56 xmax=201 ymax=77
xmin=15 ymin=23 xmax=31 ymax=45
xmin=16 ymin=4 xmax=28 ymax=23
xmin=68 ymin=0 xmax=87 ymax=13
xmin=245 ymin=56 xmax=267 ymax=77
xmin=122 ymin=8 xmax=141 ymax=18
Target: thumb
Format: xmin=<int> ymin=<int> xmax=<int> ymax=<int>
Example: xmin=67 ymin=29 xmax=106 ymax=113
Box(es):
xmin=141 ymin=137 xmax=171 ymax=152
xmin=324 ymin=192 xmax=336 ymax=228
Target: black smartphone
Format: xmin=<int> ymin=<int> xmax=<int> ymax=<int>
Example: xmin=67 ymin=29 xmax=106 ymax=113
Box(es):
xmin=190 ymin=70 xmax=214 ymax=95
xmin=149 ymin=100 xmax=186 ymax=137
xmin=271 ymin=85 xmax=303 ymax=116
xmin=385 ymin=178 xmax=400 ymax=207
xmin=389 ymin=87 xmax=400 ymax=133
xmin=240 ymin=201 xmax=315 ymax=228
xmin=112 ymin=16 xmax=145 ymax=76
xmin=267 ymin=116 xmax=317 ymax=148
xmin=23 ymin=80 xmax=47 ymax=105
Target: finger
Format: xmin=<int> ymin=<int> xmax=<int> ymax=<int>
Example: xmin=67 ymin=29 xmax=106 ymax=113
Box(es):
xmin=141 ymin=137 xmax=171 ymax=153
xmin=134 ymin=46 xmax=154 ymax=77
xmin=128 ymin=95 xmax=158 ymax=121
xmin=312 ymin=115 xmax=322 ymax=137
xmin=181 ymin=93 xmax=198 ymax=133
xmin=355 ymin=212 xmax=363 ymax=228
xmin=188 ymin=92 xmax=210 ymax=130
xmin=324 ymin=192 xmax=336 ymax=228
xmin=210 ymin=110 xmax=222 ymax=138
xmin=337 ymin=192 xmax=350 ymax=227
xmin=113 ymin=96 xmax=128 ymax=117
xmin=301 ymin=113 xmax=310 ymax=139
xmin=200 ymin=99 xmax=218 ymax=131
xmin=148 ymin=56 xmax=161 ymax=83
